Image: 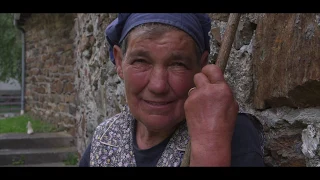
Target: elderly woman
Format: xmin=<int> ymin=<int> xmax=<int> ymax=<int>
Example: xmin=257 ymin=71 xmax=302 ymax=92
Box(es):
xmin=79 ymin=13 xmax=265 ymax=167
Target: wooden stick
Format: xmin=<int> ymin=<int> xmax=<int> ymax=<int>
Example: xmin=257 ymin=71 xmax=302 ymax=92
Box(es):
xmin=216 ymin=13 xmax=241 ymax=73
xmin=180 ymin=13 xmax=241 ymax=167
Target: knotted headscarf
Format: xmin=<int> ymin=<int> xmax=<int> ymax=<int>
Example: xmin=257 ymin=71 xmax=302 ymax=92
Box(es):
xmin=105 ymin=13 xmax=212 ymax=64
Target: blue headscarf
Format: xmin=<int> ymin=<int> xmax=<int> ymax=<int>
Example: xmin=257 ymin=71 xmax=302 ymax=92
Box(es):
xmin=105 ymin=13 xmax=212 ymax=64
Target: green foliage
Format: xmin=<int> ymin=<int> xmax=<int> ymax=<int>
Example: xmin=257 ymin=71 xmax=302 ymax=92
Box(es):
xmin=0 ymin=13 xmax=22 ymax=83
xmin=12 ymin=155 xmax=25 ymax=165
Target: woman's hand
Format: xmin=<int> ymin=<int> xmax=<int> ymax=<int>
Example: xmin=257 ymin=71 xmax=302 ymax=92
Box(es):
xmin=184 ymin=64 xmax=239 ymax=166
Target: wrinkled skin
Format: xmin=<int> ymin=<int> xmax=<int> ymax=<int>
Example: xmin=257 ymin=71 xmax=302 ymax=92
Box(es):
xmin=113 ymin=27 xmax=239 ymax=166
xmin=185 ymin=65 xmax=239 ymax=166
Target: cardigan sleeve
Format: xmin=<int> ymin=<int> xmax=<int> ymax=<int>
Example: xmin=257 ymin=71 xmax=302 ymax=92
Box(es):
xmin=231 ymin=113 xmax=265 ymax=167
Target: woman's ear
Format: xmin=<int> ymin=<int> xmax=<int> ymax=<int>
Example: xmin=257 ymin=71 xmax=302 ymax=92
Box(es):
xmin=113 ymin=45 xmax=124 ymax=79
xmin=200 ymin=50 xmax=209 ymax=68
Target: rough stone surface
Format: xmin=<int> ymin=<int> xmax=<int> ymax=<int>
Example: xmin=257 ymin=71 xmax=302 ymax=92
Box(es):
xmin=252 ymin=13 xmax=320 ymax=109
xmin=302 ymin=123 xmax=320 ymax=167
xmin=210 ymin=13 xmax=320 ymax=166
xmin=23 ymin=13 xmax=77 ymax=135
xmin=73 ymin=13 xmax=126 ymax=154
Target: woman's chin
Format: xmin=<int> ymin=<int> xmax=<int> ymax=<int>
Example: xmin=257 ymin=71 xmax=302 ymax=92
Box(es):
xmin=139 ymin=116 xmax=182 ymax=132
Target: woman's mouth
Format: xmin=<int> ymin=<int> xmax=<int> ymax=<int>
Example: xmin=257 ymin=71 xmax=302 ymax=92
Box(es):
xmin=144 ymin=100 xmax=171 ymax=106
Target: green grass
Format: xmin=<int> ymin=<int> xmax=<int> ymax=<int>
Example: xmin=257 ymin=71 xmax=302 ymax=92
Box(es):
xmin=0 ymin=114 xmax=59 ymax=134
xmin=0 ymin=105 xmax=20 ymax=109
xmin=0 ymin=105 xmax=20 ymax=113
xmin=63 ymin=153 xmax=79 ymax=166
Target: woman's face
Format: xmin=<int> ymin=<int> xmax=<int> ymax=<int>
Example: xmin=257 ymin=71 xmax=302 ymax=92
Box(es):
xmin=114 ymin=27 xmax=206 ymax=132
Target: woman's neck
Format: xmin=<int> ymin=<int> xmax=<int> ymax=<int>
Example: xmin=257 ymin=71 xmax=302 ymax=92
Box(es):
xmin=135 ymin=120 xmax=178 ymax=150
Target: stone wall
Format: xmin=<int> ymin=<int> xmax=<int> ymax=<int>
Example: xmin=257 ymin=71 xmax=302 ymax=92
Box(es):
xmin=22 ymin=13 xmax=320 ymax=166
xmin=214 ymin=13 xmax=320 ymax=166
xmin=24 ymin=13 xmax=77 ymax=135
xmin=250 ymin=13 xmax=320 ymax=167
xmin=73 ymin=13 xmax=126 ymax=154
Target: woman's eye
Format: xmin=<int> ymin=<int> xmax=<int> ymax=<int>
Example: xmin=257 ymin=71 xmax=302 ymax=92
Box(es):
xmin=133 ymin=59 xmax=146 ymax=64
xmin=172 ymin=62 xmax=186 ymax=67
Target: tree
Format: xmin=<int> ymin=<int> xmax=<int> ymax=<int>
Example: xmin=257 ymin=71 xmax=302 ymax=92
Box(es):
xmin=0 ymin=13 xmax=22 ymax=83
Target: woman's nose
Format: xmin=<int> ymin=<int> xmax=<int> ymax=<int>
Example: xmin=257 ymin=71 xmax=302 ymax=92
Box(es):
xmin=147 ymin=67 xmax=169 ymax=94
